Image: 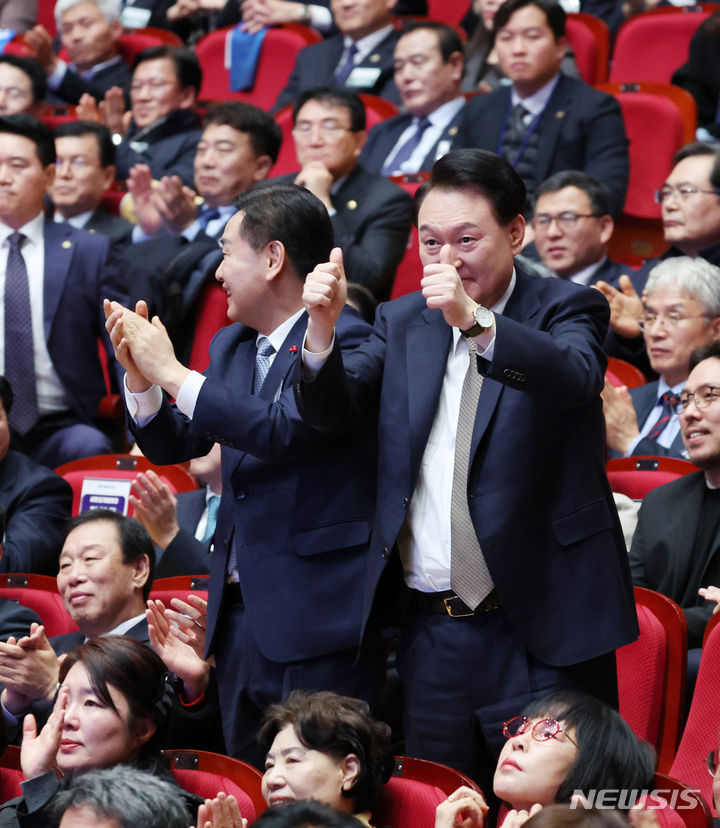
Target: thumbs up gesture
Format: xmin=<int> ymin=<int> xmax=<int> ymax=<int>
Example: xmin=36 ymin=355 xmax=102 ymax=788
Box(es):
xmin=303 ymin=247 xmax=347 ymax=352
xmin=421 ymin=244 xmax=480 ymax=331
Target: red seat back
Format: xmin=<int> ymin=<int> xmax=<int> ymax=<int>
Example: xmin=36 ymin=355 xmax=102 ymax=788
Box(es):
xmin=149 ymin=576 xmax=210 ymax=607
xmin=670 ymin=621 xmax=720 ymax=816
xmin=650 ymin=774 xmax=713 ymax=828
xmin=388 ymin=175 xmax=427 ymax=300
xmin=196 ymin=25 xmax=322 ymax=109
xmin=609 ymin=6 xmax=714 ymax=85
xmin=187 ymin=281 xmax=232 ymax=374
xmin=0 ymin=575 xmax=78 ymax=638
xmin=606 ymin=357 xmax=647 ymax=389
xmin=566 ymin=13 xmax=610 ymax=85
xmin=617 ymin=588 xmax=687 ymax=773
xmin=595 ymin=83 xmax=697 ymax=219
xmin=606 ymin=457 xmax=699 ymax=501
xmin=0 ymin=746 xmax=24 ymax=804
xmin=164 ymin=750 xmax=266 ymax=824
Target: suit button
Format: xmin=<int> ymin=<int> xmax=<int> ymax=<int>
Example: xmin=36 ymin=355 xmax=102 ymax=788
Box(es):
xmin=236 ymin=491 xmax=247 ymax=501
xmin=382 ymin=547 xmax=390 ymax=559
xmin=403 ymin=497 xmax=409 ymax=508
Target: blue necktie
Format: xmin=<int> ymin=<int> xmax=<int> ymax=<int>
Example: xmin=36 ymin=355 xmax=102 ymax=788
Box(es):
xmin=202 ymin=494 xmax=220 ymax=543
xmin=196 ymin=207 xmax=221 ymax=233
xmin=646 ymin=391 xmax=681 ymax=441
xmin=335 ymin=42 xmax=358 ymax=85
xmin=4 ymin=232 xmax=38 ymax=435
xmin=381 ymin=117 xmax=432 ymax=176
xmin=253 ymin=336 xmax=275 ymax=395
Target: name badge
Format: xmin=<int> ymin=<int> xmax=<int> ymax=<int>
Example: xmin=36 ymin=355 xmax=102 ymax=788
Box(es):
xmin=346 ymin=66 xmax=382 ymax=88
xmin=120 ymin=6 xmax=152 ymax=27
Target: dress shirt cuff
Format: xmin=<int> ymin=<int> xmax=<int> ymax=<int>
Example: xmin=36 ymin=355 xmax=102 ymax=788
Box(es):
xmin=474 ymin=332 xmax=496 ymax=362
xmin=302 ymin=331 xmax=335 ymax=378
xmin=624 ymin=434 xmax=642 ymax=457
xmin=176 ymin=371 xmax=206 ymax=419
xmin=124 ymin=375 xmax=163 ymax=426
xmin=131 ymin=224 xmax=153 ymax=244
xmin=47 ymin=60 xmax=68 ymax=90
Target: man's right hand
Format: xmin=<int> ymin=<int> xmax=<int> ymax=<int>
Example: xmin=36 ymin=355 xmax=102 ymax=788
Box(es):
xmin=0 ymin=625 xmax=61 ymax=715
xmin=23 ymin=26 xmax=57 ymax=75
xmin=594 ymin=275 xmax=643 ymax=339
xmin=303 ymin=247 xmax=346 ymax=353
xmin=104 ymin=299 xmax=153 ymax=393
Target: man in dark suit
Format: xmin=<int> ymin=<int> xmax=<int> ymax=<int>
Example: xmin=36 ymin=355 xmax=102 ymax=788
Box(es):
xmin=277 ymin=87 xmax=412 ymax=301
xmin=299 ymin=149 xmax=637 ymax=785
xmin=105 ymin=183 xmax=380 ymax=764
xmin=51 ymin=121 xmax=132 ymax=249
xmin=24 ymin=0 xmax=130 ymax=107
xmin=631 ymin=342 xmax=720 ymax=654
xmin=603 ymin=257 xmax=720 ymax=460
xmin=0 ymin=114 xmax=125 ymax=469
xmin=531 ymin=170 xmax=623 ymax=287
xmin=0 ymin=509 xmax=153 ymax=734
xmin=274 ymin=0 xmax=402 ymax=111
xmin=0 ymin=377 xmax=73 ymax=575
xmin=360 ymin=21 xmax=467 ymax=177
xmin=458 ymin=0 xmax=629 ymax=216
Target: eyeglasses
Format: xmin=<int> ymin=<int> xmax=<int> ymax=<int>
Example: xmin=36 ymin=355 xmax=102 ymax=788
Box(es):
xmin=292 ymin=122 xmax=353 ymax=137
xmin=531 ymin=212 xmax=601 ymax=231
xmin=55 ymin=158 xmax=93 ymax=170
xmin=707 ymin=750 xmax=719 ymax=777
xmin=678 ymin=385 xmax=720 ymax=413
xmin=502 ymin=716 xmax=579 ymax=748
xmin=654 ymin=184 xmax=720 ymax=204
xmin=130 ymin=79 xmax=174 ymax=93
xmin=637 ymin=311 xmax=712 ymax=331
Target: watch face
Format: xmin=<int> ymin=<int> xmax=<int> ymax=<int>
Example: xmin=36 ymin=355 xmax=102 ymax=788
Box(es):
xmin=475 ymin=306 xmax=493 ymax=328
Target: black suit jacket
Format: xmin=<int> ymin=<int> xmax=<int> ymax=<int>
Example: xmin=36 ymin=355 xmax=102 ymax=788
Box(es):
xmin=84 ymin=207 xmax=133 ymax=249
xmin=48 ymin=57 xmax=130 ymax=106
xmin=0 ymin=451 xmax=73 ymax=575
xmin=275 ymin=167 xmax=413 ymax=300
xmin=0 ymin=602 xmax=40 ymax=642
xmin=630 ymin=471 xmax=720 ymax=646
xmin=458 ymin=74 xmax=629 ymax=215
xmin=359 ymin=104 xmax=468 ymax=175
xmin=156 ymin=488 xmax=211 ymax=577
xmin=274 ymin=29 xmax=402 ymax=111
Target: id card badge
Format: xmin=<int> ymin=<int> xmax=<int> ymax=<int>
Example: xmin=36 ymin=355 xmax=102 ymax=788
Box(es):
xmin=346 ymin=66 xmax=382 ymax=89
xmin=120 ymin=6 xmax=152 ymax=28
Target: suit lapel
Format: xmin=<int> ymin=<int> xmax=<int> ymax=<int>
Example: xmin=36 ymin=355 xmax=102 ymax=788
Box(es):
xmin=534 ymin=76 xmax=570 ymax=185
xmin=43 ymin=221 xmax=76 ymax=341
xmin=258 ymin=313 xmax=307 ymax=402
xmin=407 ymin=308 xmax=452 ymax=478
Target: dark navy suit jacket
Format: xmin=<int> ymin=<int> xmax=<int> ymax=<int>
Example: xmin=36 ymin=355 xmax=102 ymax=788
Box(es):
xmin=359 ymin=104 xmax=468 ymax=175
xmin=458 ymin=74 xmax=629 ymax=216
xmin=297 ymin=271 xmax=639 ymax=666
xmin=156 ymin=488 xmax=211 ymax=577
xmin=133 ymin=309 xmax=377 ymax=665
xmin=274 ymin=30 xmax=402 ymax=111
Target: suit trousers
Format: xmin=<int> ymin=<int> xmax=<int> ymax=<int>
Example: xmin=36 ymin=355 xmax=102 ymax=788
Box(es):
xmin=397 ymin=602 xmax=618 ymax=792
xmin=215 ymin=601 xmax=385 ymax=766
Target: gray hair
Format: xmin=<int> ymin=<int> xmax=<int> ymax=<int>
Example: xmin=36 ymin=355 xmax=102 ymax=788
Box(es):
xmin=645 ymin=256 xmax=720 ymax=317
xmin=55 ymin=0 xmax=122 ymax=28
xmin=53 ymin=766 xmax=191 ymax=828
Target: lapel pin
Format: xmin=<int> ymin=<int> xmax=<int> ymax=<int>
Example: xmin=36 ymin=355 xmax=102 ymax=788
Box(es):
xmin=346 ymin=199 xmax=358 ymax=210
xmin=555 ymin=111 xmax=565 ymax=119
xmin=370 ymin=53 xmax=380 ymax=62
xmin=449 ymin=126 xmax=458 ymax=136
xmin=288 ymin=345 xmax=298 ymax=353
xmin=61 ymin=240 xmax=72 ymax=248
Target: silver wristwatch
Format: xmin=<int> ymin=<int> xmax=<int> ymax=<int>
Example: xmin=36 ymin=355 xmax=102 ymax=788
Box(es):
xmin=460 ymin=304 xmax=494 ymax=337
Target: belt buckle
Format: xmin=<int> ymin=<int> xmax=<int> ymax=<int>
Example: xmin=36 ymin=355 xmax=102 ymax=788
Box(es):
xmin=443 ymin=596 xmax=474 ymax=618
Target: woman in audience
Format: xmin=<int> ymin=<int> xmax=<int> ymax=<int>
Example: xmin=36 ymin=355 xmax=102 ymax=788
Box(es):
xmin=436 ymin=691 xmax=655 ymax=828
xmin=0 ymin=636 xmax=203 ymax=827
xmin=258 ymin=690 xmax=395 ymax=826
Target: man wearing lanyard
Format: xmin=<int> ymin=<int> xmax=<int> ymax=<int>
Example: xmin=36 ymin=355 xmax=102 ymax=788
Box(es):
xmin=457 ymin=0 xmax=628 ymax=216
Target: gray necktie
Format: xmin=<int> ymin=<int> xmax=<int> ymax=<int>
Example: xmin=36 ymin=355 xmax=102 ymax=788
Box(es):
xmin=253 ymin=336 xmax=275 ymax=395
xmin=4 ymin=232 xmax=38 ymax=435
xmin=450 ymin=338 xmax=494 ymax=608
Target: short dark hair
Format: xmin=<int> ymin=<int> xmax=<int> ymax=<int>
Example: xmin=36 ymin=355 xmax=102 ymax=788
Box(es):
xmin=0 ymin=376 xmax=13 ymax=415
xmin=493 ymin=0 xmax=566 ymax=40
xmin=415 ymin=148 xmax=526 ymax=226
xmin=0 ymin=55 xmax=47 ymax=104
xmin=346 ymin=283 xmax=377 ymax=324
xmin=59 ymin=636 xmax=172 ymax=762
xmin=234 ymin=183 xmax=334 ymax=282
xmin=54 ymin=120 xmax=116 ymax=168
xmin=132 ymin=46 xmax=202 ymax=95
xmin=689 ymin=340 xmax=720 ymax=372
xmin=253 ymin=801 xmax=367 ymax=828
xmin=535 ymin=170 xmax=611 ymax=217
xmin=520 ymin=691 xmax=655 ymax=809
xmin=53 ymin=766 xmax=191 ymax=828
xmin=258 ymin=690 xmax=395 ymax=813
xmin=0 ymin=113 xmax=55 ymax=166
xmin=205 ymin=101 xmax=282 ymax=164
xmin=292 ymin=87 xmax=366 ymax=132
xmin=398 ymin=20 xmax=464 ymax=63
xmin=65 ymin=510 xmax=155 ymax=600
xmin=673 ymin=141 xmax=720 ymax=193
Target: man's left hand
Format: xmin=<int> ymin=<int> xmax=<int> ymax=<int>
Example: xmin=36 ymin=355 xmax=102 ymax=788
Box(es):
xmin=601 ymin=379 xmax=640 ymax=453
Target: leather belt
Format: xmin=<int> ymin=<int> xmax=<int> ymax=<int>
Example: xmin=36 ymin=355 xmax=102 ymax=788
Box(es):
xmin=412 ymin=589 xmax=500 ymax=618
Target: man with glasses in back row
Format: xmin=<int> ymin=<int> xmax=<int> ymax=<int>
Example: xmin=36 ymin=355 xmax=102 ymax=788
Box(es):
xmin=629 ymin=341 xmax=720 ymax=671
